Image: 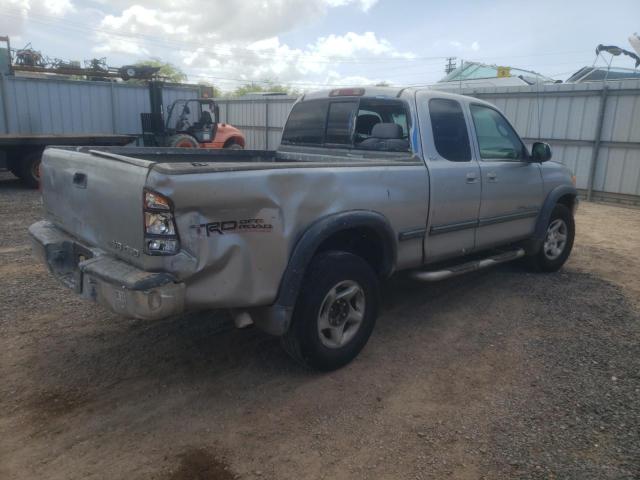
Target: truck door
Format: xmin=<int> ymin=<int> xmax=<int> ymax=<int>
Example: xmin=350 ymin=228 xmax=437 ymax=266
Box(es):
xmin=468 ymin=104 xmax=544 ymax=249
xmin=421 ymin=96 xmax=481 ymax=263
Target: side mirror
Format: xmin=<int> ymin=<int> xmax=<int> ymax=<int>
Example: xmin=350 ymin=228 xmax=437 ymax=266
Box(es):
xmin=531 ymin=142 xmax=552 ymax=162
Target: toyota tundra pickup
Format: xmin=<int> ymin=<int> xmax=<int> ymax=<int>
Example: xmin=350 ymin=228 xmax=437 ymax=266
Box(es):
xmin=29 ymin=87 xmax=578 ymax=370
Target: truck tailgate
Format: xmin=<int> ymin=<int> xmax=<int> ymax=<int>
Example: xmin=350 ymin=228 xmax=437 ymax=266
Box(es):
xmin=40 ymin=148 xmax=152 ymax=268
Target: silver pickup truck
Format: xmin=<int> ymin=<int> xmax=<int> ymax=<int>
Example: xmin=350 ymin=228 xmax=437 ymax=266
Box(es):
xmin=30 ymin=87 xmax=578 ymax=370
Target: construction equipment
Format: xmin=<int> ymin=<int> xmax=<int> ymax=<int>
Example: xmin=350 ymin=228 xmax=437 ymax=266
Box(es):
xmin=141 ymin=82 xmax=245 ymax=149
xmin=3 ymin=37 xmax=160 ymax=81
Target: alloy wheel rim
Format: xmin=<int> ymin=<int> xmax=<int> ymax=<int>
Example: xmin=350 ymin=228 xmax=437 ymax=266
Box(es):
xmin=317 ymin=280 xmax=365 ymax=349
xmin=543 ymin=218 xmax=568 ymax=260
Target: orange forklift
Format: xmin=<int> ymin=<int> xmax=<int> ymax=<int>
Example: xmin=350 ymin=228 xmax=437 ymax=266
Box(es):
xmin=141 ymin=81 xmax=245 ymax=149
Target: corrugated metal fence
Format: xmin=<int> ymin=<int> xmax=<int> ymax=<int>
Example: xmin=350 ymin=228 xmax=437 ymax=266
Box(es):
xmin=215 ymin=81 xmax=640 ymax=205
xmin=0 ymin=75 xmax=199 ymax=136
xmin=215 ymin=95 xmax=297 ymax=151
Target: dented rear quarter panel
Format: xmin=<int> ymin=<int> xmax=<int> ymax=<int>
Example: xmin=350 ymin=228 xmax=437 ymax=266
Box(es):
xmin=145 ymin=162 xmax=429 ymax=309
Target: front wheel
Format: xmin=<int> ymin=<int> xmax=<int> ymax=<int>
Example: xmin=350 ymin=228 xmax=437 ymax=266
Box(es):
xmin=167 ymin=134 xmax=199 ymax=148
xmin=281 ymin=251 xmax=379 ymax=371
xmin=527 ymin=204 xmax=575 ymax=272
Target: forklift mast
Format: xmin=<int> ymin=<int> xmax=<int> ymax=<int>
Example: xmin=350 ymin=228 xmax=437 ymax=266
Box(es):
xmin=148 ymin=80 xmax=164 ymax=118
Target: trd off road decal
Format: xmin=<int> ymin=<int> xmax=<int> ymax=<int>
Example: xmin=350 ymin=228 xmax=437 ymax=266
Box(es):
xmin=191 ymin=218 xmax=273 ymax=236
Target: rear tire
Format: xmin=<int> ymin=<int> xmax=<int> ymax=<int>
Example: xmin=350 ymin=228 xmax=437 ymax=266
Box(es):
xmin=168 ymin=134 xmax=199 ymax=148
xmin=526 ymin=204 xmax=575 ymax=272
xmin=6 ymin=158 xmax=21 ymax=178
xmin=281 ymin=251 xmax=379 ymax=371
xmin=18 ymin=150 xmax=42 ymax=189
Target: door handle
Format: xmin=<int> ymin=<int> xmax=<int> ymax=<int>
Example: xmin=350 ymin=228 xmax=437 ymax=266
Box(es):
xmin=465 ymin=172 xmax=478 ymax=184
xmin=487 ymin=172 xmax=497 ymax=181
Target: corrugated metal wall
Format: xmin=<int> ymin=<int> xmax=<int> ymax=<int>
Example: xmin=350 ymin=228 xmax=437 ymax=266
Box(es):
xmin=216 ymin=81 xmax=640 ymax=205
xmin=1 ymin=75 xmax=637 ymax=203
xmin=0 ymin=75 xmax=199 ymax=136
xmin=216 ymin=96 xmax=297 ymax=150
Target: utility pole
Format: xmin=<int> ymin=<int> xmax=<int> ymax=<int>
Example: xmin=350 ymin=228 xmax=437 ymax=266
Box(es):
xmin=445 ymin=57 xmax=457 ymax=74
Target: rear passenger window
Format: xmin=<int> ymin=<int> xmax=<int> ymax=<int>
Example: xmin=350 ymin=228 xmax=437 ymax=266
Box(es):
xmin=428 ymin=98 xmax=471 ymax=162
xmin=281 ymin=100 xmax=328 ymax=145
xmin=325 ymin=101 xmax=357 ymax=144
xmin=281 ymin=97 xmax=411 ymax=152
xmin=354 ymin=99 xmax=410 ymax=152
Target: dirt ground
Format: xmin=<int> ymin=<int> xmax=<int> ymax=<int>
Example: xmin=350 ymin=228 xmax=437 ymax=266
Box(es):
xmin=1 ymin=171 xmax=639 ymax=480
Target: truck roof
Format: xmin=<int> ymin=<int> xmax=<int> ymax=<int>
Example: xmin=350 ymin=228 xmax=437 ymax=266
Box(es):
xmin=300 ymin=86 xmax=491 ymax=106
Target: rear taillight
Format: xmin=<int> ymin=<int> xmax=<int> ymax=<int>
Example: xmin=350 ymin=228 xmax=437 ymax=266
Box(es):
xmin=144 ymin=190 xmax=179 ymax=255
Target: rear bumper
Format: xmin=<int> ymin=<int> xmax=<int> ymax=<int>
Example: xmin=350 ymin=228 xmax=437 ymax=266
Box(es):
xmin=29 ymin=220 xmax=185 ymax=320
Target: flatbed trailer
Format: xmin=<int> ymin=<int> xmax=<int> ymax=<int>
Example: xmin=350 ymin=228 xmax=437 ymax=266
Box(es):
xmin=0 ymin=134 xmax=135 ymax=187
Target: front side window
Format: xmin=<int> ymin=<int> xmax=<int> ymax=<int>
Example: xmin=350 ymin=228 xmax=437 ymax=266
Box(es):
xmin=428 ymin=98 xmax=471 ymax=162
xmin=281 ymin=100 xmax=328 ymax=145
xmin=470 ymin=104 xmax=527 ymax=160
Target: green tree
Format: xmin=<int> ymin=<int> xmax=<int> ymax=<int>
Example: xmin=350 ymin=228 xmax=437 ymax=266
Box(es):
xmin=131 ymin=59 xmax=187 ymax=83
xmin=375 ymin=81 xmax=390 ymax=87
xmin=197 ymin=80 xmax=222 ymax=98
xmin=229 ymin=80 xmax=299 ymax=97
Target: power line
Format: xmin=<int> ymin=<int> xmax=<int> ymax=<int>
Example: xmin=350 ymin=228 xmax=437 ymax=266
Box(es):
xmin=0 ymin=8 xmax=592 ymax=66
xmin=0 ymin=8 xmax=598 ymax=89
xmin=0 ymin=9 xmax=439 ymax=64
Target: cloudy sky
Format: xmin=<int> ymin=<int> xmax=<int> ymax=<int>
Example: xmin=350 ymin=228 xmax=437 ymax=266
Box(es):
xmin=1 ymin=0 xmax=638 ymax=91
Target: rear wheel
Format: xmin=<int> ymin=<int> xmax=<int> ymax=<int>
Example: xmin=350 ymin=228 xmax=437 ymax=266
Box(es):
xmin=527 ymin=204 xmax=575 ymax=272
xmin=224 ymin=142 xmax=243 ymax=150
xmin=18 ymin=150 xmax=43 ymax=189
xmin=168 ymin=134 xmax=199 ymax=148
xmin=6 ymin=158 xmax=21 ymax=178
xmin=281 ymin=251 xmax=379 ymax=371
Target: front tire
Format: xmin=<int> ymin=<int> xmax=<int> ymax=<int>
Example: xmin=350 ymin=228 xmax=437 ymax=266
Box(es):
xmin=281 ymin=251 xmax=379 ymax=371
xmin=527 ymin=204 xmax=575 ymax=272
xmin=224 ymin=142 xmax=243 ymax=150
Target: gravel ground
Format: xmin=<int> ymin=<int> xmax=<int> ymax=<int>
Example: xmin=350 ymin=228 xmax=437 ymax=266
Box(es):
xmin=0 ymin=170 xmax=639 ymax=480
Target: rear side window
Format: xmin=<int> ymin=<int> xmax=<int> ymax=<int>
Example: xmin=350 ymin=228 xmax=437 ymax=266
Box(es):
xmin=354 ymin=99 xmax=409 ymax=144
xmin=281 ymin=100 xmax=328 ymax=145
xmin=428 ymin=98 xmax=471 ymax=162
xmin=281 ymin=97 xmax=411 ymax=152
xmin=325 ymin=101 xmax=358 ymax=144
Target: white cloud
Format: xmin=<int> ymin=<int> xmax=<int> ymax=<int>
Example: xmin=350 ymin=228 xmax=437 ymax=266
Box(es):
xmin=1 ymin=0 xmax=407 ymax=90
xmin=93 ymin=0 xmax=375 ymax=51
xmin=0 ymin=0 xmax=75 ymax=36
xmin=86 ymin=0 xmax=408 ymax=90
xmin=181 ymin=32 xmax=414 ymax=90
xmin=448 ymin=40 xmax=480 ymax=52
xmin=43 ymin=0 xmax=74 ymax=15
xmin=325 ymin=0 xmax=378 ymax=11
